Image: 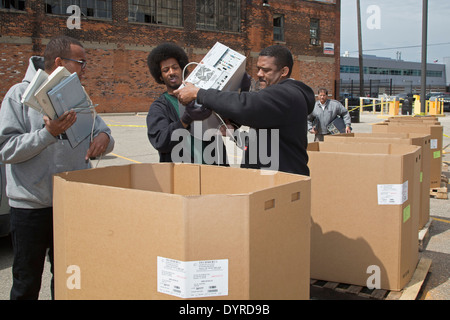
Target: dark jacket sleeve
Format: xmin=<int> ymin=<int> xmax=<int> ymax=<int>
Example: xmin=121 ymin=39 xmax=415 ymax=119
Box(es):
xmin=146 ymin=96 xmax=185 ymax=154
xmin=196 ymin=80 xmax=315 ymax=129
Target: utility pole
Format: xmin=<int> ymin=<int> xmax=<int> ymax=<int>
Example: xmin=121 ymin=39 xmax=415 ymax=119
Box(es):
xmin=420 ymin=0 xmax=428 ymax=114
xmin=356 ymin=0 xmax=364 ymax=98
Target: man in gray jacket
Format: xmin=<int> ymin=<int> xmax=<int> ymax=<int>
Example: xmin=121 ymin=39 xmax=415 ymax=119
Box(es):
xmin=308 ymin=88 xmax=352 ymax=141
xmin=0 ymin=35 xmax=114 ymax=299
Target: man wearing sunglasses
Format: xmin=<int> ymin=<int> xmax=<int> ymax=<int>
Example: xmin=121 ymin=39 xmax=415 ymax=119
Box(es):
xmin=0 ymin=35 xmax=114 ymax=299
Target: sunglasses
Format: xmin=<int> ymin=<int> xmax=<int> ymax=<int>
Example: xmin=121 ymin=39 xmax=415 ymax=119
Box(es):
xmin=61 ymin=57 xmax=87 ymax=69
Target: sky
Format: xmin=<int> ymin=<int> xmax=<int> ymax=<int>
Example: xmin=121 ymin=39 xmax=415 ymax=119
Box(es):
xmin=340 ymin=0 xmax=450 ymax=64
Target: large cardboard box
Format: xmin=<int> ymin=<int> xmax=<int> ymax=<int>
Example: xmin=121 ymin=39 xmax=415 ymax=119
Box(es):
xmin=371 ymin=122 xmax=443 ymax=188
xmin=307 ymin=142 xmax=421 ymax=291
xmin=53 ymin=163 xmax=311 ymax=300
xmin=324 ymin=132 xmax=431 ymax=229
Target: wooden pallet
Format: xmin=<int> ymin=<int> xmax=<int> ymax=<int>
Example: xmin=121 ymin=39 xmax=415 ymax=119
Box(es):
xmin=310 ymin=258 xmax=432 ymax=300
xmin=430 ymin=187 xmax=448 ymax=199
xmin=430 ymin=174 xmax=448 ymax=199
xmin=310 ymin=279 xmax=388 ymax=300
xmin=443 ymin=162 xmax=449 ymax=172
xmin=418 ymin=218 xmax=433 ymax=252
xmin=386 ymin=258 xmax=432 ymax=300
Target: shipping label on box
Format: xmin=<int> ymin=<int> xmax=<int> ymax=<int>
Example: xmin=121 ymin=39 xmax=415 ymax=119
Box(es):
xmin=157 ymin=257 xmax=228 ymax=299
xmin=430 ymin=139 xmax=438 ymax=150
xmin=377 ymin=181 xmax=408 ymax=205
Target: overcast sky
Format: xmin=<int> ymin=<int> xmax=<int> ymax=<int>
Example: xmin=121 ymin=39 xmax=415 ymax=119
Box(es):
xmin=340 ymin=0 xmax=450 ymax=64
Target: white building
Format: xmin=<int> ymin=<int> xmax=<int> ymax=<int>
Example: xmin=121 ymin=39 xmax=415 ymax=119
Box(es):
xmin=340 ymin=55 xmax=447 ymax=97
xmin=443 ymin=57 xmax=450 ymax=87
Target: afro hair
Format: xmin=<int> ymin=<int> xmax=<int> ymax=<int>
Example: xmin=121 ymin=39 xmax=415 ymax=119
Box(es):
xmin=147 ymin=42 xmax=189 ymax=84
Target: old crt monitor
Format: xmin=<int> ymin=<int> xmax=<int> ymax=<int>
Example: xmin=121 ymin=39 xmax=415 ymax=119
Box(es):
xmin=178 ymin=42 xmax=247 ymax=140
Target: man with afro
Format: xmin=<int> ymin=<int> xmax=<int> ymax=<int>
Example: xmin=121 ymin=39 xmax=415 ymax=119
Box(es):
xmin=146 ymin=42 xmax=223 ymax=163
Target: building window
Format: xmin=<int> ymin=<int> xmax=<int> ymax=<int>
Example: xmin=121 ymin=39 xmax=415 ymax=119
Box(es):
xmin=128 ymin=0 xmax=182 ymax=26
xmin=403 ymin=69 xmax=417 ymax=76
xmin=196 ymin=0 xmax=240 ymax=32
xmin=341 ymin=65 xmax=360 ymax=74
xmin=273 ymin=14 xmax=284 ymax=42
xmin=45 ymin=0 xmax=112 ymax=19
xmin=310 ymin=18 xmax=320 ymax=46
xmin=1 ymin=0 xmax=25 ymax=10
xmin=427 ymin=70 xmax=442 ymax=78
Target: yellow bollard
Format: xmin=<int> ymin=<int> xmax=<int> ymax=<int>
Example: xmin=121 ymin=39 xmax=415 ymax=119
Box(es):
xmin=360 ymin=98 xmax=363 ymax=116
xmin=428 ymin=100 xmax=439 ymax=115
xmin=389 ymin=100 xmax=400 ymax=115
xmin=413 ymin=95 xmax=421 ymax=115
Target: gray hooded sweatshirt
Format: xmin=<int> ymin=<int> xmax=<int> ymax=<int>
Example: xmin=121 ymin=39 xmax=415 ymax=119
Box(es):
xmin=0 ymin=56 xmax=114 ymax=209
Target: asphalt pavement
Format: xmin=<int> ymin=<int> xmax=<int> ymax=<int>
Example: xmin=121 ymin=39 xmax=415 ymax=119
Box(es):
xmin=0 ymin=111 xmax=448 ymax=300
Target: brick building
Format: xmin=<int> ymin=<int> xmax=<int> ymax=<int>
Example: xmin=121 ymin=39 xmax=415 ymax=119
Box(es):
xmin=0 ymin=0 xmax=340 ymax=113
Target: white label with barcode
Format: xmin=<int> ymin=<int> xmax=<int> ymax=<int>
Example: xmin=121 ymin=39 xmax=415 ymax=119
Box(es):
xmin=430 ymin=139 xmax=438 ymax=150
xmin=157 ymin=257 xmax=228 ymax=298
xmin=377 ymin=181 xmax=408 ymax=205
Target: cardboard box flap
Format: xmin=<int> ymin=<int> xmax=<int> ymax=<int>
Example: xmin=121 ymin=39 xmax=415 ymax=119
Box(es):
xmin=198 ymin=165 xmax=310 ymax=195
xmin=324 ymin=133 xmax=431 ymax=150
xmin=387 ymin=115 xmax=438 ymax=121
xmin=329 ymin=132 xmax=431 ymax=141
xmin=181 ymin=194 xmax=250 ymax=299
xmin=173 ymin=163 xmax=201 ymax=195
xmin=54 ymin=163 xmax=175 ymax=193
xmin=308 ymin=141 xmax=421 ymax=156
xmin=248 ymin=179 xmax=311 ymax=299
xmin=334 ymin=132 xmax=410 ymax=138
xmin=388 ymin=122 xmax=442 ymax=127
xmin=55 ymin=165 xmax=133 ymax=189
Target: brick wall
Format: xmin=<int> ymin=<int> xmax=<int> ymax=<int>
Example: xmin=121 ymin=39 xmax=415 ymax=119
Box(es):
xmin=0 ymin=41 xmax=34 ymax=97
xmin=0 ymin=0 xmax=341 ymax=113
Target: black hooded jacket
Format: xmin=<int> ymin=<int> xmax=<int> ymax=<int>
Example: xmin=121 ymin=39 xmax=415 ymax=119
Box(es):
xmin=197 ymin=78 xmax=315 ymax=176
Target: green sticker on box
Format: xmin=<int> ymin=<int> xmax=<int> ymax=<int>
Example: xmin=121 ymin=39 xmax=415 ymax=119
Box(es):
xmin=433 ymin=151 xmax=441 ymax=159
xmin=420 ymin=172 xmax=423 ymax=183
xmin=403 ymin=205 xmax=411 ymax=223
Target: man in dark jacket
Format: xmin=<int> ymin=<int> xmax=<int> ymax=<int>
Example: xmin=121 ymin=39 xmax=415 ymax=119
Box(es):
xmin=175 ymin=45 xmax=315 ymax=176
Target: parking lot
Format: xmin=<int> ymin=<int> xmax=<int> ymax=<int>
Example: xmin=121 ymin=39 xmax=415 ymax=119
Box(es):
xmin=0 ymin=112 xmax=449 ymax=300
